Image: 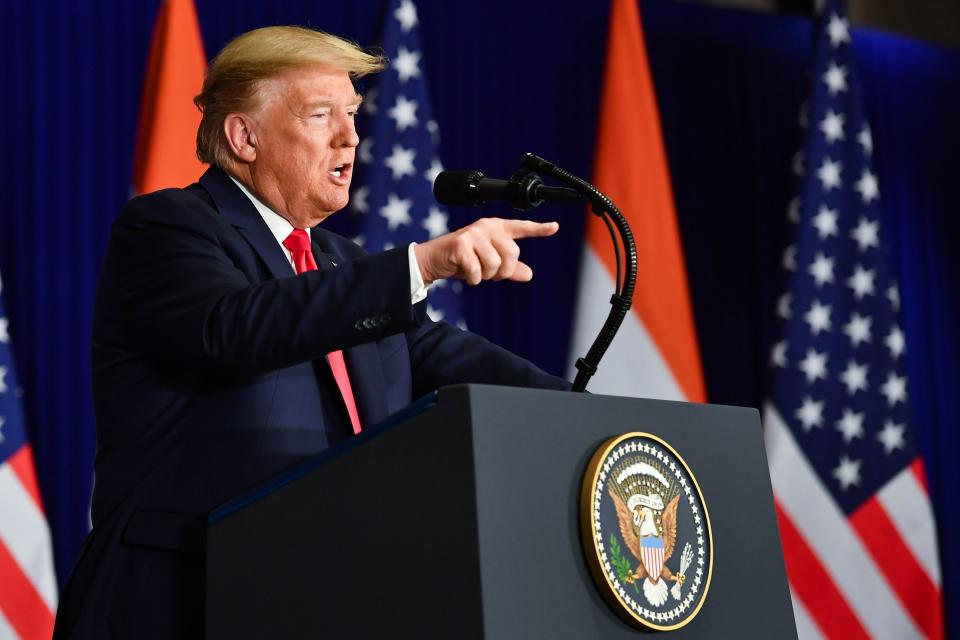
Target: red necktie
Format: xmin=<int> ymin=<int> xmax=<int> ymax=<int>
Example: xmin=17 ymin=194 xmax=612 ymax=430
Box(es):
xmin=283 ymin=229 xmax=362 ymax=435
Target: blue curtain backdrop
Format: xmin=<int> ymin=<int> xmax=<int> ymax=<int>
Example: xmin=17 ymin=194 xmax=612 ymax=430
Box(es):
xmin=2 ymin=0 xmax=957 ymax=632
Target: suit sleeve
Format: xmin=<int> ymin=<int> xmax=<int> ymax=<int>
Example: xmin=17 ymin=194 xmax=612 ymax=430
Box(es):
xmin=96 ymin=190 xmax=426 ymax=376
xmin=405 ymin=319 xmax=572 ymax=397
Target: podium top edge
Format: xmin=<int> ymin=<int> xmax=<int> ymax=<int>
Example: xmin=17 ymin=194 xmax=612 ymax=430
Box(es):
xmin=444 ymin=383 xmax=761 ymax=417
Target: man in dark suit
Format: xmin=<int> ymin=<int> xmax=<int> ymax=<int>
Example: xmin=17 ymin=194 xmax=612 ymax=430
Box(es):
xmin=54 ymin=25 xmax=568 ymax=639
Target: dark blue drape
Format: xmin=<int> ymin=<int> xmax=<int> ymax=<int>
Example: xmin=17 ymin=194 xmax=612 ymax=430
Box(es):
xmin=2 ymin=0 xmax=957 ymax=633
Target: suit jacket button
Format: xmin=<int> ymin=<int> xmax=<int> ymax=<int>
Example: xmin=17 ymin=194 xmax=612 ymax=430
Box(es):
xmin=363 ymin=318 xmax=373 ymax=329
xmin=354 ymin=320 xmax=364 ymax=331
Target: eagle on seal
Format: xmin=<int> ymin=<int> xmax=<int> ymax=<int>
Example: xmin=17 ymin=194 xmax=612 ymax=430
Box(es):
xmin=610 ymin=489 xmax=685 ymax=606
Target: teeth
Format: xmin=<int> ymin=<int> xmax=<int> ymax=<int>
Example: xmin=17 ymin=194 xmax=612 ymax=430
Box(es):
xmin=330 ymin=170 xmax=341 ymax=177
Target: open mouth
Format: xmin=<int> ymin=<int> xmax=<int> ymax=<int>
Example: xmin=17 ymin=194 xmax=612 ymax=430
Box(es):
xmin=330 ymin=163 xmax=349 ymax=178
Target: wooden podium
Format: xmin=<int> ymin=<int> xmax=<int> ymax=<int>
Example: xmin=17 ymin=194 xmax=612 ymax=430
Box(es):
xmin=206 ymin=384 xmax=797 ymax=638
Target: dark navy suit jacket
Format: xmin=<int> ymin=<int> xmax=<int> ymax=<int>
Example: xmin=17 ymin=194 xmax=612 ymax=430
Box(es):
xmin=53 ymin=167 xmax=568 ymax=638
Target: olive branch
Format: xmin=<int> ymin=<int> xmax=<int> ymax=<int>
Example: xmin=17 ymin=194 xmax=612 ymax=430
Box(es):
xmin=608 ymin=533 xmax=640 ymax=593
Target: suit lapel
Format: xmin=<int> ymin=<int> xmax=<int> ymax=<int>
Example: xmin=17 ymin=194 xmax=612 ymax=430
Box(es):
xmin=199 ymin=167 xmax=294 ymax=280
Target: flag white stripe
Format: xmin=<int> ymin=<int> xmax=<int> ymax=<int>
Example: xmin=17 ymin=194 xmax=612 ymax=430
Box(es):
xmin=877 ymin=466 xmax=942 ymax=587
xmin=568 ymin=247 xmax=686 ymax=400
xmin=790 ymin=587 xmax=826 ymax=640
xmin=0 ymin=464 xmax=58 ymax=611
xmin=0 ymin=608 xmax=17 ymax=640
xmin=764 ymin=405 xmax=922 ymax=639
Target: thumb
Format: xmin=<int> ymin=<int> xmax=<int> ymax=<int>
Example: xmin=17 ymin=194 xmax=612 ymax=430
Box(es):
xmin=506 ymin=261 xmax=534 ymax=282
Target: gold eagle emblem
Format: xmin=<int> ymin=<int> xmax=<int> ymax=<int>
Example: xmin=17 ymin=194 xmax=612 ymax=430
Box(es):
xmin=608 ymin=458 xmax=694 ymax=606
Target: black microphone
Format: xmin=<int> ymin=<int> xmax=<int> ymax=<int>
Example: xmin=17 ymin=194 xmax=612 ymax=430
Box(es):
xmin=433 ymin=169 xmax=584 ymax=210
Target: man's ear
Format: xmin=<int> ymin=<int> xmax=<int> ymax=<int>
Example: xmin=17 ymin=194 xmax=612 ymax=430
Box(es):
xmin=223 ymin=113 xmax=258 ymax=163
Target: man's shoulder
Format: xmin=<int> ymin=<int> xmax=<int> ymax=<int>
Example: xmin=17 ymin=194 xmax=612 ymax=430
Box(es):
xmin=116 ymin=183 xmax=221 ymax=230
xmin=311 ymin=225 xmax=369 ymax=260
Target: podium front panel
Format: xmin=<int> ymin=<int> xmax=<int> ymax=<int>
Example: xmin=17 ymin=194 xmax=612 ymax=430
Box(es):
xmin=207 ymin=385 xmax=796 ymax=639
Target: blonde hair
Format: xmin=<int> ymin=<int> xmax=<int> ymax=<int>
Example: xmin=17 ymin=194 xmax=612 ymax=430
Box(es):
xmin=194 ymin=26 xmax=385 ymax=168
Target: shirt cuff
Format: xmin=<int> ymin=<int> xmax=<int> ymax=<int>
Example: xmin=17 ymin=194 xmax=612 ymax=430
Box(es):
xmin=408 ymin=242 xmax=429 ymax=304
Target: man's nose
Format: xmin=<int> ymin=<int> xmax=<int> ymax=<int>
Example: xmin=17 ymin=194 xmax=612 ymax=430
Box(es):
xmin=335 ymin=113 xmax=360 ymax=148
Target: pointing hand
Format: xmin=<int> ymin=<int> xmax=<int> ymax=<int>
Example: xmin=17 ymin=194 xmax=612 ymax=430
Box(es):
xmin=413 ymin=217 xmax=559 ymax=286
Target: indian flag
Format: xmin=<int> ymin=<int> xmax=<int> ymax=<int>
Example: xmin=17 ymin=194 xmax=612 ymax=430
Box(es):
xmin=569 ymin=0 xmax=705 ymax=404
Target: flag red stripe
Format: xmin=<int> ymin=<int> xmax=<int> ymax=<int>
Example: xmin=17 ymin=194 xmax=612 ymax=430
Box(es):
xmin=910 ymin=458 xmax=929 ymax=495
xmin=849 ymin=497 xmax=944 ymax=640
xmin=774 ymin=501 xmax=870 ymax=639
xmin=8 ymin=445 xmax=45 ymax=515
xmin=0 ymin=537 xmax=55 ymax=640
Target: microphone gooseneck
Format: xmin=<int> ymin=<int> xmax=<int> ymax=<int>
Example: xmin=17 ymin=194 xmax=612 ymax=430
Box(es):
xmin=520 ymin=153 xmax=637 ymax=393
xmin=431 ymin=154 xmax=637 ymax=393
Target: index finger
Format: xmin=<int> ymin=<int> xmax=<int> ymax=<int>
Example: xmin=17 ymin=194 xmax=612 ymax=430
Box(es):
xmin=503 ymin=220 xmax=560 ymax=239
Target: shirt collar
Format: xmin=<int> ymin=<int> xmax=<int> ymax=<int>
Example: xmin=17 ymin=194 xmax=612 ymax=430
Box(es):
xmin=227 ymin=174 xmax=303 ymax=250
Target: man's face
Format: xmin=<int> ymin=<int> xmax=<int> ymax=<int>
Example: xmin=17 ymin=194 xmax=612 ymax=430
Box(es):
xmin=246 ymin=65 xmax=361 ymax=228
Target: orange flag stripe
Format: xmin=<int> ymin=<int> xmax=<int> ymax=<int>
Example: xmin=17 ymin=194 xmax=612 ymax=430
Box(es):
xmin=589 ymin=0 xmax=706 ymax=402
xmin=132 ymin=0 xmax=207 ymax=194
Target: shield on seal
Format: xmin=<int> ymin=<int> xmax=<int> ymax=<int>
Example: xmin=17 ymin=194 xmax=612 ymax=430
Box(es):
xmin=640 ymin=536 xmax=665 ymax=581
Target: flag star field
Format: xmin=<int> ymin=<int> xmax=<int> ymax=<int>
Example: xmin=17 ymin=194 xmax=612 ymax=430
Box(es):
xmin=344 ymin=0 xmax=464 ymax=329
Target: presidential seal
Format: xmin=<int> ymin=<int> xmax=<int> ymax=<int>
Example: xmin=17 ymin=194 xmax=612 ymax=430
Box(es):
xmin=580 ymin=432 xmax=713 ymax=631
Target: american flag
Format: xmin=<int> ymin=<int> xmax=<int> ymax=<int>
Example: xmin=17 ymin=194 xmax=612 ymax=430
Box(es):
xmin=764 ymin=2 xmax=944 ymax=638
xmin=0 ymin=273 xmax=58 ymax=639
xmin=345 ymin=0 xmax=464 ymax=328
